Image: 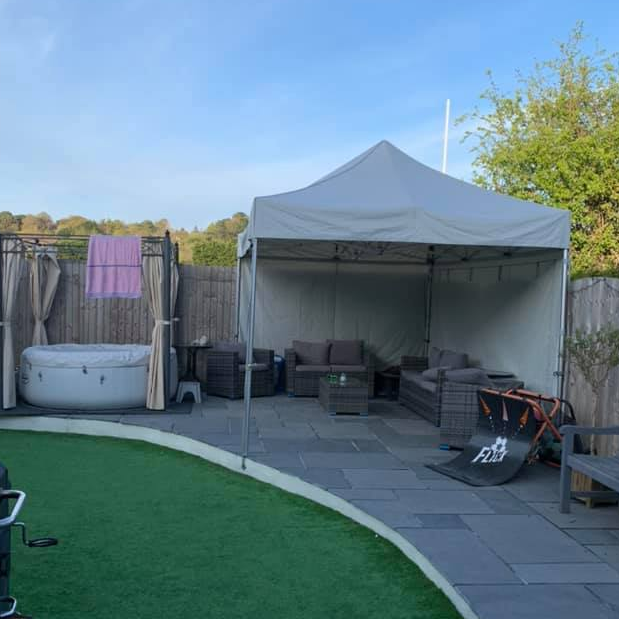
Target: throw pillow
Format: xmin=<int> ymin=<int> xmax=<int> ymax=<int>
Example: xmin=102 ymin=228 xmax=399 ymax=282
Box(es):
xmin=293 ymin=340 xmax=331 ymax=365
xmin=327 ymin=339 xmax=363 ymax=365
xmin=428 ymin=346 xmax=442 ymax=368
xmin=440 ymin=349 xmax=469 ymax=370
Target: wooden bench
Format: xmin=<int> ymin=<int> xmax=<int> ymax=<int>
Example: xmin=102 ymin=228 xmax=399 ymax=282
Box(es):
xmin=560 ymin=425 xmax=619 ymax=513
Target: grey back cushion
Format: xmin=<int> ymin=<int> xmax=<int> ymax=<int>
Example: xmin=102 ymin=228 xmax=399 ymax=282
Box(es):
xmin=327 ymin=339 xmax=363 ymax=365
xmin=444 ymin=368 xmax=492 ymax=386
xmin=440 ymin=349 xmax=469 ymax=370
xmin=214 ymin=341 xmax=251 ymax=364
xmin=293 ymin=340 xmax=331 ymax=365
xmin=428 ymin=347 xmax=442 ymax=368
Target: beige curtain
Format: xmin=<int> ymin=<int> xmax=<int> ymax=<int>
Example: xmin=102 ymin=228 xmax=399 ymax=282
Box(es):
xmin=143 ymin=252 xmax=165 ymax=410
xmin=30 ymin=249 xmax=61 ymax=345
xmin=2 ymin=238 xmax=25 ymax=408
xmin=171 ymin=259 xmax=179 ymax=345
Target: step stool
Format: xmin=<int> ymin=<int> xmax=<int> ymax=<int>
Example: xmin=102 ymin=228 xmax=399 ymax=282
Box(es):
xmin=176 ymin=380 xmax=202 ymax=404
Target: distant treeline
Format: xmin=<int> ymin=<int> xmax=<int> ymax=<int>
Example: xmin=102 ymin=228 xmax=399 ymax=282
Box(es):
xmin=0 ymin=211 xmax=248 ymax=266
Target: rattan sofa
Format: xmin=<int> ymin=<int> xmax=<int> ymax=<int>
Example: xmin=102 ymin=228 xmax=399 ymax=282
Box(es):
xmin=285 ymin=340 xmax=375 ymax=397
xmin=399 ymin=354 xmax=523 ymax=448
xmin=206 ymin=345 xmax=275 ymax=399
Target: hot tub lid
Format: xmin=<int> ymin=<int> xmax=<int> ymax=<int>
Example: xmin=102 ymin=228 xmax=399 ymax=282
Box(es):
xmin=21 ymin=344 xmax=156 ymax=368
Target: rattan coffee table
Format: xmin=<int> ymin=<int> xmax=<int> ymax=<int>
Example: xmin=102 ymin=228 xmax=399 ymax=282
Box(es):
xmin=318 ymin=377 xmax=369 ymax=416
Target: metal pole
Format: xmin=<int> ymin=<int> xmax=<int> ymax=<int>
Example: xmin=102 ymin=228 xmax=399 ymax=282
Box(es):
xmin=241 ymin=239 xmax=258 ymax=466
xmin=0 ymin=234 xmax=4 ymax=410
xmin=556 ymin=248 xmax=569 ymax=398
xmin=424 ymin=250 xmax=435 ymax=357
xmin=162 ymin=231 xmax=172 ymax=409
xmin=441 ymin=98 xmax=450 ymax=174
xmin=234 ymin=258 xmax=242 ymax=341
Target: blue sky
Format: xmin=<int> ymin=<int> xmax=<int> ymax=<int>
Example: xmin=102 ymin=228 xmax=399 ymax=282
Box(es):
xmin=0 ymin=0 xmax=616 ymax=229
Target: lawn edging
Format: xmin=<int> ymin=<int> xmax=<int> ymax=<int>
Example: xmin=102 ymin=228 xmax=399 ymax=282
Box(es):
xmin=0 ymin=415 xmax=477 ymax=619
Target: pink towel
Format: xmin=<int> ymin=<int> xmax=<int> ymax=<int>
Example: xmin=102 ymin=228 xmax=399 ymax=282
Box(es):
xmin=86 ymin=235 xmax=142 ymax=298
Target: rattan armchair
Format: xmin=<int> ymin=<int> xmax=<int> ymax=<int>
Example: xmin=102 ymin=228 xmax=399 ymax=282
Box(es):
xmin=206 ymin=348 xmax=275 ymax=399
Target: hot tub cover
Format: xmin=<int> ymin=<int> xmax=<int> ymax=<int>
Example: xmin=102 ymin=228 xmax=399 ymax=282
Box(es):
xmin=22 ymin=344 xmax=154 ymax=368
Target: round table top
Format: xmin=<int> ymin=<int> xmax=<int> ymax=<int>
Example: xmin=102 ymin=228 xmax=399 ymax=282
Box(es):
xmin=176 ymin=343 xmax=213 ymax=349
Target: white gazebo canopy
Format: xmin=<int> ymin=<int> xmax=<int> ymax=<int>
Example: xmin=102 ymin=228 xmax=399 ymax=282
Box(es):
xmin=236 ymin=140 xmax=570 ymax=458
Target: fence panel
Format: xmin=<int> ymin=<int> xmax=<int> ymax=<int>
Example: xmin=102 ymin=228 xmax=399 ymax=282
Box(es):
xmin=565 ymin=277 xmax=619 ymax=456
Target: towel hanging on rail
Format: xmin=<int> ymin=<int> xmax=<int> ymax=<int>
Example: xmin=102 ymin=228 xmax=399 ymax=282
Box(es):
xmin=85 ymin=235 xmax=142 ymax=299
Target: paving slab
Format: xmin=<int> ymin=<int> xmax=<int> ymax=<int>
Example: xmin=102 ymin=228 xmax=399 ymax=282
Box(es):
xmin=300 ymin=452 xmax=406 ymax=470
xmin=458 ymin=584 xmax=616 ymax=619
xmin=587 ymin=584 xmax=619 ymax=612
xmin=473 ymin=489 xmax=536 ymax=515
xmin=396 ymin=489 xmax=494 ymax=514
xmin=387 ymin=446 xmax=453 ymax=465
xmin=511 ymin=562 xmax=619 ymax=584
xmin=310 ymin=422 xmax=375 ymax=439
xmin=342 ymin=468 xmax=426 ymax=489
xmin=587 ymin=545 xmax=619 ymax=570
xmin=330 ymin=488 xmax=397 ymax=501
xmin=297 ymin=468 xmax=351 ymax=489
xmin=351 ymin=439 xmax=388 ymax=452
xmin=172 ymin=416 xmax=230 ymax=434
xmin=503 ymin=466 xmax=560 ymax=503
xmin=258 ymin=425 xmax=317 ymax=440
xmin=531 ymin=502 xmax=619 ymax=529
xmin=383 ymin=418 xmax=441 ymax=436
xmin=462 ymin=515 xmax=597 ymax=563
xmin=398 ymin=528 xmax=519 ymax=585
xmin=120 ymin=415 xmax=175 ymax=431
xmin=567 ymin=529 xmax=619 ymax=545
xmin=352 ymin=500 xmax=422 ymax=528
xmin=251 ymin=453 xmax=305 ymax=469
xmin=261 ymin=438 xmax=357 ymax=453
xmin=416 ymin=514 xmax=469 ymax=529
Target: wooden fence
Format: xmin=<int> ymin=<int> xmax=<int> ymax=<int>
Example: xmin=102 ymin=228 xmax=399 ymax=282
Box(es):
xmin=565 ymin=277 xmax=619 ymax=456
xmin=14 ymin=260 xmax=237 ymax=381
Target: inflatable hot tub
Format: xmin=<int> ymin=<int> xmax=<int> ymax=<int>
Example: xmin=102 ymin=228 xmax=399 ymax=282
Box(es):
xmin=19 ymin=344 xmax=178 ymax=410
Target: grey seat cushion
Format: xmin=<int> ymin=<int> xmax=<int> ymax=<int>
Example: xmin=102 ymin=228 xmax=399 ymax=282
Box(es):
xmin=293 ymin=340 xmax=331 ymax=365
xmin=295 ymin=364 xmax=330 ymax=373
xmin=444 ymin=368 xmax=492 ymax=386
xmin=329 ymin=364 xmax=367 ymax=373
xmin=213 ymin=341 xmax=252 ymax=364
xmin=327 ymin=339 xmax=363 ymax=365
xmin=239 ymin=363 xmax=268 ymax=372
xmin=401 ymin=370 xmax=437 ymax=393
xmin=440 ymin=349 xmax=469 ymax=370
xmin=421 ymin=366 xmax=450 ymax=381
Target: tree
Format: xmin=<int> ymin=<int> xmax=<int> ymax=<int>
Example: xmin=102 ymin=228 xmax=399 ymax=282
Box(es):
xmin=204 ymin=212 xmax=248 ymax=241
xmin=564 ymin=324 xmax=619 ymax=453
xmin=0 ymin=211 xmax=19 ymax=232
xmin=190 ymin=238 xmax=237 ymax=266
xmin=460 ymin=24 xmax=619 ymax=277
xmin=20 ymin=212 xmax=55 ymax=234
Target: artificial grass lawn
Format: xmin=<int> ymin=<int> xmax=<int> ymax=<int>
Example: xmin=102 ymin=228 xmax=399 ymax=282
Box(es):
xmin=0 ymin=430 xmax=461 ymax=619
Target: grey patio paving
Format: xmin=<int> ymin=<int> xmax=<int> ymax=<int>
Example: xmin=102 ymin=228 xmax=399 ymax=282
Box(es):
xmin=11 ymin=393 xmax=619 ymax=619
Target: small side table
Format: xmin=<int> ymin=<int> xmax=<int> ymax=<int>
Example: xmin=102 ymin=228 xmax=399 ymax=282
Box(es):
xmin=175 ymin=343 xmax=212 ymax=403
xmin=377 ymin=370 xmax=400 ymax=401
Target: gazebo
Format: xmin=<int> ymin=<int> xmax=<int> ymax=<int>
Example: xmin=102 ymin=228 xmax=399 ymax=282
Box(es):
xmin=236 ymin=140 xmax=570 ymax=458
